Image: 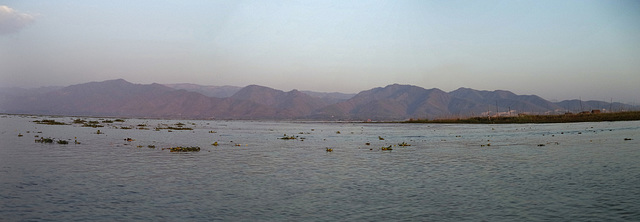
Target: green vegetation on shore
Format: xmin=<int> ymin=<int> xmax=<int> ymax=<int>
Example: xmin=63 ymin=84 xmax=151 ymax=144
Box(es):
xmin=405 ymin=111 xmax=640 ymax=124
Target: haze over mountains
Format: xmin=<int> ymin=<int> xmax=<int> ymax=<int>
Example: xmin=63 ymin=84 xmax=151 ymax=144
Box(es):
xmin=0 ymin=79 xmax=636 ymax=120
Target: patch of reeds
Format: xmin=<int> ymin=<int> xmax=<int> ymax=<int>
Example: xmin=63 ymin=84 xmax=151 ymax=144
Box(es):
xmin=405 ymin=111 xmax=640 ymax=124
xmin=34 ymin=119 xmax=67 ymax=125
xmin=166 ymin=146 xmax=201 ymax=152
xmin=35 ymin=137 xmax=54 ymax=143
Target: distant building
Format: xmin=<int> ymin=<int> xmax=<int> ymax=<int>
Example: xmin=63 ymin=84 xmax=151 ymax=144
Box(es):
xmin=591 ymin=109 xmax=601 ymax=114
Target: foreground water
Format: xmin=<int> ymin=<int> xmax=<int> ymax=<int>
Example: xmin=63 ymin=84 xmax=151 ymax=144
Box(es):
xmin=1 ymin=115 xmax=639 ymax=221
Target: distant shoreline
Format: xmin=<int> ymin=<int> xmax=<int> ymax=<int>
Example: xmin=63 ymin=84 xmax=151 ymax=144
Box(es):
xmin=404 ymin=111 xmax=640 ymax=124
xmin=4 ymin=111 xmax=640 ymax=124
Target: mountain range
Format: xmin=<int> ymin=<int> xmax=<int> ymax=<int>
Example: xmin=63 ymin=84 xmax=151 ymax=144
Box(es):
xmin=0 ymin=79 xmax=636 ymax=120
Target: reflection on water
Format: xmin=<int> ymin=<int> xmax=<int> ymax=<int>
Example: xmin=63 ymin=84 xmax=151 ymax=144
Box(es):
xmin=1 ymin=115 xmax=639 ymax=221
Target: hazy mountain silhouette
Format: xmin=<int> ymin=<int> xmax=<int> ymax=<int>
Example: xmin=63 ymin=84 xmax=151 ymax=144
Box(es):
xmin=163 ymin=82 xmax=355 ymax=104
xmin=449 ymin=87 xmax=561 ymax=116
xmin=0 ymin=79 xmax=636 ymax=120
xmin=229 ymin=85 xmax=329 ymax=118
xmin=311 ymin=84 xmax=455 ymax=120
xmin=163 ymin=83 xmax=242 ymax=98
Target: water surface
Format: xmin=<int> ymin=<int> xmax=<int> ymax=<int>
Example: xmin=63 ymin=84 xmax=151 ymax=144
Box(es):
xmin=1 ymin=115 xmax=639 ymax=221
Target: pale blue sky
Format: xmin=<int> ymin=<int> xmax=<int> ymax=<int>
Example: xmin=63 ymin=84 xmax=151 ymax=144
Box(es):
xmin=1 ymin=0 xmax=639 ymax=103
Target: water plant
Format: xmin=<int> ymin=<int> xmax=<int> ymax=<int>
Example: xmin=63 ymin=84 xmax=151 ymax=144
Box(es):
xmin=155 ymin=126 xmax=193 ymax=131
xmin=279 ymin=134 xmax=297 ymax=140
xmin=83 ymin=122 xmax=104 ymax=128
xmin=378 ymin=136 xmax=385 ymax=140
xmin=35 ymin=137 xmax=54 ymax=143
xmin=398 ymin=142 xmax=411 ymax=146
xmin=212 ymin=142 xmax=219 ymax=146
xmin=326 ymin=148 xmax=333 ymax=152
xmin=168 ymin=146 xmax=201 ymax=152
xmin=34 ymin=119 xmax=67 ymax=125
xmin=381 ymin=145 xmax=393 ymax=151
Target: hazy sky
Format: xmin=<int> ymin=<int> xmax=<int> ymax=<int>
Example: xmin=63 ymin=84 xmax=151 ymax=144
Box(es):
xmin=1 ymin=0 xmax=639 ymax=103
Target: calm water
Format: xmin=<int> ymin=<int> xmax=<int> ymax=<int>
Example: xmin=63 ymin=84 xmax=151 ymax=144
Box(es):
xmin=1 ymin=115 xmax=639 ymax=221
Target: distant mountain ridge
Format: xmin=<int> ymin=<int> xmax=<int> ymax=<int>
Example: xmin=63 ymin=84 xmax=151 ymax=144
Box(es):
xmin=1 ymin=79 xmax=636 ymax=120
xmin=163 ymin=83 xmax=356 ymax=104
xmin=163 ymin=83 xmax=242 ymax=98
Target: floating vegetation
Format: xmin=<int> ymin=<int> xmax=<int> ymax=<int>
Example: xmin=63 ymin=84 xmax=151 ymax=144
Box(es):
xmin=326 ymin=148 xmax=333 ymax=152
xmin=73 ymin=119 xmax=86 ymax=124
xmin=83 ymin=122 xmax=104 ymax=128
xmin=624 ymin=138 xmax=633 ymax=141
xmin=175 ymin=122 xmax=186 ymax=126
xmin=125 ymin=138 xmax=134 ymax=142
xmin=166 ymin=146 xmax=200 ymax=152
xmin=114 ymin=119 xmax=126 ymax=122
xmin=537 ymin=144 xmax=546 ymax=147
xmin=398 ymin=142 xmax=411 ymax=146
xmin=378 ymin=136 xmax=385 ymax=140
xmin=18 ymin=133 xmax=23 ymax=137
xmin=120 ymin=126 xmax=132 ymax=129
xmin=365 ymin=142 xmax=370 ymax=145
xmin=279 ymin=134 xmax=297 ymax=140
xmin=102 ymin=120 xmax=114 ymax=123
xmin=336 ymin=131 xmax=341 ymax=134
xmin=57 ymin=139 xmax=68 ymax=144
xmin=209 ymin=131 xmax=217 ymax=133
xmin=96 ymin=130 xmax=103 ymax=134
xmin=35 ymin=137 xmax=54 ymax=143
xmin=34 ymin=119 xmax=67 ymax=125
xmin=212 ymin=142 xmax=219 ymax=146
xmin=481 ymin=143 xmax=491 ymax=147
xmin=381 ymin=145 xmax=393 ymax=151
xmin=148 ymin=145 xmax=156 ymax=148
xmin=155 ymin=126 xmax=193 ymax=131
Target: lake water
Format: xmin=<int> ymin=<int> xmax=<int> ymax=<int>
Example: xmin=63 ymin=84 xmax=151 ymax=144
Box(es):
xmin=1 ymin=115 xmax=639 ymax=221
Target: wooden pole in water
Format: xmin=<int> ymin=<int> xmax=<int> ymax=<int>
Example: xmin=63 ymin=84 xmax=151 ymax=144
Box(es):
xmin=610 ymin=98 xmax=613 ymax=113
xmin=579 ymin=97 xmax=583 ymax=112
